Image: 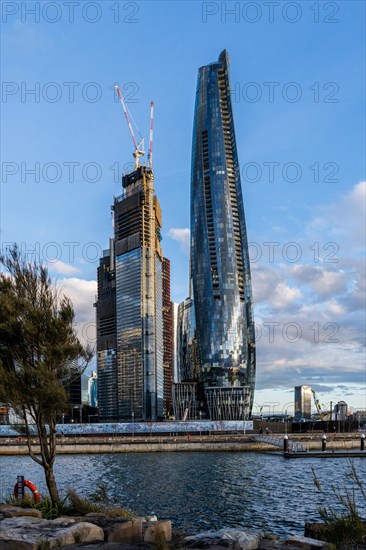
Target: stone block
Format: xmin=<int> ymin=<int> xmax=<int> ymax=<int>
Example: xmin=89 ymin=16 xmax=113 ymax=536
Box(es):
xmin=221 ymin=531 xmax=259 ymax=550
xmin=66 ymin=522 xmax=104 ymax=544
xmin=285 ymin=535 xmax=327 ymax=548
xmin=0 ymin=505 xmax=42 ymax=519
xmin=107 ymin=519 xmax=143 ymax=544
xmin=143 ymin=520 xmax=172 ymax=543
xmin=0 ymin=519 xmax=104 ymax=549
xmin=48 ymin=517 xmax=76 ymax=527
xmin=258 ymin=541 xmax=283 ymax=550
xmin=0 ymin=516 xmax=45 ymax=530
xmin=262 ymin=532 xmax=280 ymax=541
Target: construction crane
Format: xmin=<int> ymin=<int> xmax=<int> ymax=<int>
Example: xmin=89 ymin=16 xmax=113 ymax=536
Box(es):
xmin=148 ymin=101 xmax=154 ymax=169
xmin=311 ymin=388 xmax=326 ymax=420
xmin=115 ymin=85 xmax=154 ymax=171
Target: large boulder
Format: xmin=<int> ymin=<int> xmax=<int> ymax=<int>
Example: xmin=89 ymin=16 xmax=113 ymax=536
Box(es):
xmin=186 ymin=529 xmax=259 ymax=550
xmin=106 ymin=518 xmax=143 ymax=544
xmin=143 ymin=519 xmax=172 ymax=543
xmin=0 ymin=516 xmax=104 ymax=549
xmin=285 ymin=535 xmax=327 ymax=548
xmin=0 ymin=505 xmax=42 ymax=519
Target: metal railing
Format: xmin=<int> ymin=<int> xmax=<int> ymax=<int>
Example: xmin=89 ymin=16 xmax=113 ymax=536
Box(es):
xmin=254 ymin=434 xmax=308 ymax=452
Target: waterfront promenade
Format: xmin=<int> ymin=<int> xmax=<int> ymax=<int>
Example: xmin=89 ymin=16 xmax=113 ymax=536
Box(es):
xmin=0 ymin=433 xmax=363 ymax=455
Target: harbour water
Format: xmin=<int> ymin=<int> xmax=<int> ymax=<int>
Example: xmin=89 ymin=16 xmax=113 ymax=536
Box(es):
xmin=0 ymin=452 xmax=365 ymax=536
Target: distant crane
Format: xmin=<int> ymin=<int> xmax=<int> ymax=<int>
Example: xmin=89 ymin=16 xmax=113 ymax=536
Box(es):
xmin=311 ymin=388 xmax=331 ymax=421
xmin=148 ymin=101 xmax=154 ymax=169
xmin=115 ymin=85 xmax=154 ymax=171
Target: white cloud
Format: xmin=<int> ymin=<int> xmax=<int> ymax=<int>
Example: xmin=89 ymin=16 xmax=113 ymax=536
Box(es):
xmin=50 ymin=261 xmax=81 ymax=276
xmin=252 ymin=265 xmax=302 ymax=310
xmin=166 ymin=227 xmax=190 ymax=253
xmin=57 ymin=278 xmax=97 ymax=348
xmin=270 ymin=282 xmax=302 ymax=309
xmin=250 ymin=182 xmax=365 ymax=403
xmin=306 ymin=180 xmax=366 ymax=249
xmin=289 ymin=265 xmax=348 ymax=299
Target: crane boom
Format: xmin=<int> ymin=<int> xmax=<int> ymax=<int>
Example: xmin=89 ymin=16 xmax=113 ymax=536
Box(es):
xmin=115 ymin=85 xmax=145 ymax=170
xmin=311 ymin=388 xmax=324 ymax=420
xmin=148 ymin=101 xmax=154 ymax=169
xmin=115 ymin=85 xmax=138 ymax=150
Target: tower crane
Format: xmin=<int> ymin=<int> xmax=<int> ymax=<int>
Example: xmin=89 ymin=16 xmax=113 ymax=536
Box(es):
xmin=115 ymin=85 xmax=154 ymax=171
xmin=311 ymin=388 xmax=325 ymax=420
xmin=148 ymin=101 xmax=154 ymax=169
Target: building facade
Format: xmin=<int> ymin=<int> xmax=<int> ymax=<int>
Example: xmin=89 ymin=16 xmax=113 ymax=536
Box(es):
xmin=96 ymin=243 xmax=118 ymax=422
xmin=294 ymin=385 xmax=312 ymax=420
xmin=162 ymin=258 xmax=174 ymax=416
xmin=88 ymin=371 xmax=98 ymax=408
xmin=96 ymin=165 xmax=165 ymax=421
xmin=187 ymin=50 xmax=256 ymax=419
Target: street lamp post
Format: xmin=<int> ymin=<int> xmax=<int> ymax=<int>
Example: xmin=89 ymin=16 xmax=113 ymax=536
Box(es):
xmin=285 ymin=410 xmax=288 ymax=435
xmin=282 ymin=402 xmax=294 ymax=434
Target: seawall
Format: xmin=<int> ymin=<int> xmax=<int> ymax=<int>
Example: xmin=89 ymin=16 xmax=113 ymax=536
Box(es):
xmin=0 ymin=436 xmax=363 ymax=455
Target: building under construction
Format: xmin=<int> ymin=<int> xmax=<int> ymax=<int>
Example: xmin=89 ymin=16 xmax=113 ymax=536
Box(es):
xmin=96 ymin=89 xmax=168 ymax=421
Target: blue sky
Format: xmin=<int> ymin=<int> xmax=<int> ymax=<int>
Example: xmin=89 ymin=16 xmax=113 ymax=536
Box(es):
xmin=1 ymin=0 xmax=365 ymax=413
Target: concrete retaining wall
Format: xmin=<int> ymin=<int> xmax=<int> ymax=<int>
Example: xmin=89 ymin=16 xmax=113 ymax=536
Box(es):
xmin=0 ymin=437 xmax=362 ymax=455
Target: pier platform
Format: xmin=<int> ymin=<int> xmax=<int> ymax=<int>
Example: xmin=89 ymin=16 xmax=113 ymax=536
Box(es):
xmin=284 ymin=450 xmax=366 ymax=459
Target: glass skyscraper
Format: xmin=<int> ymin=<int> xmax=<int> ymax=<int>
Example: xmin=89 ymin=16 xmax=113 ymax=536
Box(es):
xmin=96 ymin=165 xmax=165 ymax=421
xmin=189 ymin=50 xmax=256 ymax=419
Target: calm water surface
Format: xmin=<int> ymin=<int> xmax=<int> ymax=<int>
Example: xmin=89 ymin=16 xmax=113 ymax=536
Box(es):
xmin=1 ymin=453 xmax=365 ymax=536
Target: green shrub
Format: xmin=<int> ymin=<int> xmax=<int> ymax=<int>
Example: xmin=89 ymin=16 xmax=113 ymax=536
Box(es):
xmin=311 ymin=461 xmax=366 ymax=548
xmin=5 ymin=483 xmax=135 ymax=520
xmin=5 ymin=493 xmax=70 ymax=519
xmin=66 ymin=489 xmax=102 ymax=515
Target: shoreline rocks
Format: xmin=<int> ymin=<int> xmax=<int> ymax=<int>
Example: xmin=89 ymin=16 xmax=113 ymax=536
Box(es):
xmin=0 ymin=505 xmax=330 ymax=549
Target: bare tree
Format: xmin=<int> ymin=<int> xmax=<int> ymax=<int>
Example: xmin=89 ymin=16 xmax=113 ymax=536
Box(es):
xmin=0 ymin=246 xmax=93 ymax=503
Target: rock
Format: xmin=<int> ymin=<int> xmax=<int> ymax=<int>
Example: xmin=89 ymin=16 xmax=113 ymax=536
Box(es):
xmin=0 ymin=517 xmax=104 ymax=549
xmin=0 ymin=505 xmax=42 ymax=519
xmin=262 ymin=532 xmax=280 ymax=541
xmin=304 ymin=523 xmax=329 ymax=541
xmin=285 ymin=535 xmax=327 ymax=548
xmin=145 ymin=514 xmax=158 ymax=522
xmin=258 ymin=540 xmax=283 ymax=550
xmin=0 ymin=516 xmax=45 ymax=530
xmin=186 ymin=529 xmax=259 ymax=550
xmin=222 ymin=530 xmax=259 ymax=550
xmin=85 ymin=512 xmax=107 ymax=519
xmin=143 ymin=519 xmax=172 ymax=543
xmin=58 ymin=544 xmax=141 ymax=549
xmin=106 ymin=518 xmax=142 ymax=544
xmin=47 ymin=517 xmax=76 ymax=527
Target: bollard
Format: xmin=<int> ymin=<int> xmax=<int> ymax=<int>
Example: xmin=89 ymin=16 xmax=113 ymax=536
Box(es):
xmin=361 ymin=433 xmax=365 ymax=451
xmin=322 ymin=435 xmax=327 ymax=452
xmin=17 ymin=475 xmax=24 ymax=500
xmin=284 ymin=435 xmax=289 ymax=453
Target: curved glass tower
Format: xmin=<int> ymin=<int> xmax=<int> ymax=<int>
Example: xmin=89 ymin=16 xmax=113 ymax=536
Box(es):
xmin=190 ymin=50 xmax=256 ymax=419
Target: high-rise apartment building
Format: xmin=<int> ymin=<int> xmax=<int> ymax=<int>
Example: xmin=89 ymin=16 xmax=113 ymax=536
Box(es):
xmin=180 ymin=50 xmax=256 ymax=420
xmin=162 ymin=258 xmax=174 ymax=416
xmin=294 ymin=385 xmax=312 ymax=420
xmin=96 ymin=165 xmax=165 ymax=421
xmin=88 ymin=371 xmax=98 ymax=408
xmin=96 ymin=243 xmax=117 ymax=421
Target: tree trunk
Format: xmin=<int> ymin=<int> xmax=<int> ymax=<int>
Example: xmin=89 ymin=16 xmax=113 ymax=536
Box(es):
xmin=44 ymin=465 xmax=59 ymax=503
